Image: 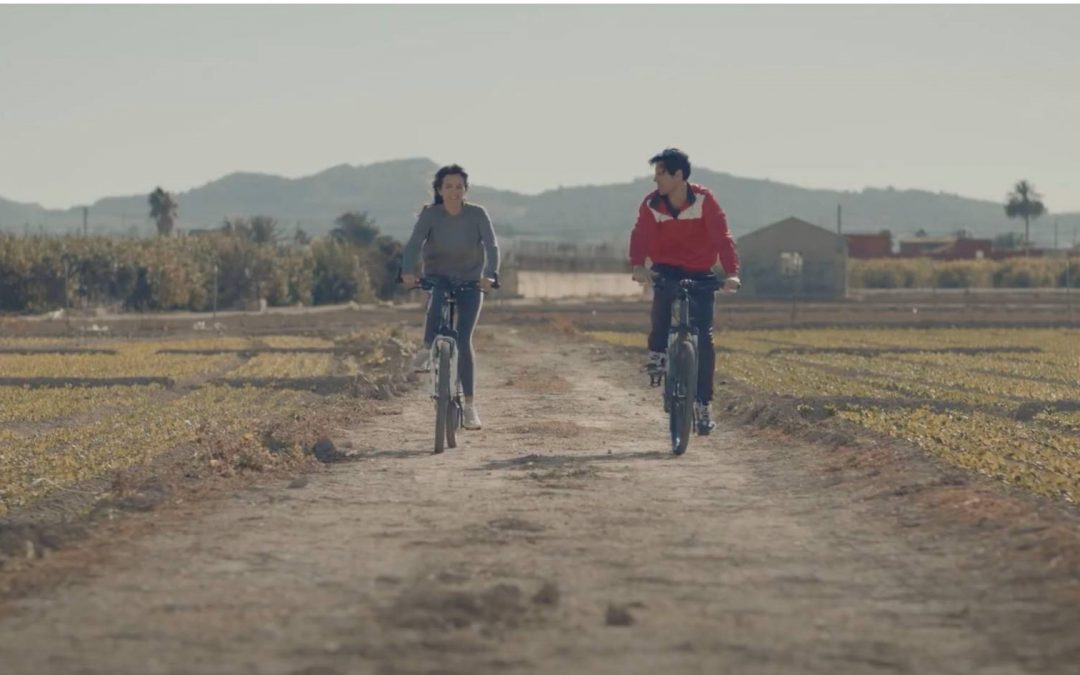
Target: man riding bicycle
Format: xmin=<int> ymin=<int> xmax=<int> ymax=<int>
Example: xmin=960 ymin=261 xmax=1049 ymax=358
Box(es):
xmin=629 ymin=148 xmax=741 ymax=435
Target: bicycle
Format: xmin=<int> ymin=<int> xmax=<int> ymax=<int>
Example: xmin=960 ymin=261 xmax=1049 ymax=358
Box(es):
xmin=411 ymin=276 xmax=498 ymax=454
xmin=648 ymin=274 xmax=723 ymax=456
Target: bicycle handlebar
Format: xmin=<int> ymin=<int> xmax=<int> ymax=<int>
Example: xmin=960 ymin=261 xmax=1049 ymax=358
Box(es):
xmin=414 ymin=276 xmax=501 ymax=292
xmin=651 ymin=275 xmax=723 ymax=293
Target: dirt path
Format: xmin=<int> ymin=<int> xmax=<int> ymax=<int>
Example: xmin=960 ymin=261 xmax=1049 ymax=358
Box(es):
xmin=0 ymin=327 xmax=1077 ymax=674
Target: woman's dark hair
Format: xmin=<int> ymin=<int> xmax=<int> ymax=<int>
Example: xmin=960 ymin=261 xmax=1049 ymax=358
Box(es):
xmin=432 ymin=164 xmax=469 ymax=205
xmin=649 ymin=148 xmax=691 ymax=180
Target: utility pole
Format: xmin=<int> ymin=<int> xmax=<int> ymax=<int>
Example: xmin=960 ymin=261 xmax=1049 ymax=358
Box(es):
xmin=63 ymin=258 xmax=70 ymax=311
xmin=1066 ymin=251 xmax=1073 ymax=326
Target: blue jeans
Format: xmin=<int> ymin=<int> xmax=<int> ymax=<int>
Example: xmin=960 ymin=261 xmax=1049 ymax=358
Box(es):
xmin=423 ymin=285 xmax=483 ymax=397
xmin=647 ymin=264 xmax=717 ymax=404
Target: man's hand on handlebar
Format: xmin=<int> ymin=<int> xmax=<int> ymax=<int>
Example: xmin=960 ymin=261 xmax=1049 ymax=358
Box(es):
xmin=401 ymin=273 xmax=420 ymax=288
xmin=708 ymin=263 xmax=740 ymax=294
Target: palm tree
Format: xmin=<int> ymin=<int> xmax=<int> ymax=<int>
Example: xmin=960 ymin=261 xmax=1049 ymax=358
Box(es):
xmin=148 ymin=187 xmax=178 ymax=237
xmin=1004 ymin=180 xmax=1046 ymax=254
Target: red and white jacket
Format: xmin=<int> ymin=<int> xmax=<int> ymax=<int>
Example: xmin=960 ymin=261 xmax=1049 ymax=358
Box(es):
xmin=628 ymin=183 xmax=739 ymax=275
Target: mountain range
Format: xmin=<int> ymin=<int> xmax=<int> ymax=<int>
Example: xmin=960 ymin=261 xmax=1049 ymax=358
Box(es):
xmin=2 ymin=158 xmax=1076 ymax=248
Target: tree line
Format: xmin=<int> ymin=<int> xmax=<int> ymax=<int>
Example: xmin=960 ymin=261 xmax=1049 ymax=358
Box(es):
xmin=0 ymin=203 xmax=404 ymax=313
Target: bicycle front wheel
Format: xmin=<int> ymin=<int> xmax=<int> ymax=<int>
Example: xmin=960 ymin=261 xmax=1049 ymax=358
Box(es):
xmin=434 ymin=343 xmax=452 ymax=454
xmin=669 ymin=339 xmax=697 ymax=456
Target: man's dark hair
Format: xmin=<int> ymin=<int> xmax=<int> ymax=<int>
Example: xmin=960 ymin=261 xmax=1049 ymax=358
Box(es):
xmin=649 ymin=148 xmax=691 ymax=180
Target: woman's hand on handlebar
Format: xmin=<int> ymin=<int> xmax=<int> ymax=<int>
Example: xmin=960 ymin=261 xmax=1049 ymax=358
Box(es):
xmin=479 ymin=277 xmax=496 ymax=291
xmin=401 ymin=273 xmax=420 ymax=288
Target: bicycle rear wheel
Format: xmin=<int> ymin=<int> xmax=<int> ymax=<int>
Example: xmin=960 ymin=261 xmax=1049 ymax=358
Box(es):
xmin=434 ymin=343 xmax=451 ymax=454
xmin=669 ymin=339 xmax=697 ymax=456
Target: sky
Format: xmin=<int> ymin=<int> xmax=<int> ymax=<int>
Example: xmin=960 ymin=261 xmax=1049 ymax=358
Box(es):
xmin=1 ymin=5 xmax=1078 ymax=211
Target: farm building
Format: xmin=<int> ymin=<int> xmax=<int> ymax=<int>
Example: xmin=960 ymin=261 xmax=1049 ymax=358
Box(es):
xmin=845 ymin=231 xmax=893 ymax=258
xmin=736 ymin=217 xmax=848 ymax=299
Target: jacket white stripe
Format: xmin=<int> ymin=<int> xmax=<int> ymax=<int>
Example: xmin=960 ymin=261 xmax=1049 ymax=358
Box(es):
xmin=650 ymin=197 xmax=704 ymax=223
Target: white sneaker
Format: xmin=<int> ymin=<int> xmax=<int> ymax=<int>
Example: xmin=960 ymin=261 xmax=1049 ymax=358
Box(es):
xmin=412 ymin=348 xmax=431 ymax=373
xmin=695 ymin=401 xmax=715 ymax=436
xmin=462 ymin=401 xmax=482 ymax=430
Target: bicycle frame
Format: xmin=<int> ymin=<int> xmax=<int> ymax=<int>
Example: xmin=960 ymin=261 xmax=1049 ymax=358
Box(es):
xmin=408 ymin=274 xmax=498 ymax=453
xmin=649 ymin=277 xmax=717 ymax=388
xmin=419 ymin=278 xmax=475 ymax=405
xmin=669 ymin=283 xmax=697 ymax=347
xmin=651 ymin=274 xmax=721 ymax=454
xmin=662 ymin=280 xmax=700 ymax=409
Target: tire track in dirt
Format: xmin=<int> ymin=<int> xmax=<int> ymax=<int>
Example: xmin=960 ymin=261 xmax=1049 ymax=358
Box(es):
xmin=0 ymin=327 xmax=1077 ymax=674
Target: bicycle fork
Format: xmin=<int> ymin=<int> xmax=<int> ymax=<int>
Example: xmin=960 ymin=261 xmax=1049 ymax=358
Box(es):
xmin=430 ymin=336 xmax=460 ymax=401
xmin=662 ymin=296 xmax=697 ymax=411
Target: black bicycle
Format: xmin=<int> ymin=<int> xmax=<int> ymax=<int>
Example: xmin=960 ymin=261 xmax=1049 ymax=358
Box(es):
xmin=412 ymin=276 xmax=498 ymax=454
xmin=649 ymin=275 xmax=722 ymax=456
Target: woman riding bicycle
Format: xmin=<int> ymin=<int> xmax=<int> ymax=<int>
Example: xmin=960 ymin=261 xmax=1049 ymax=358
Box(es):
xmin=401 ymin=164 xmax=500 ymax=430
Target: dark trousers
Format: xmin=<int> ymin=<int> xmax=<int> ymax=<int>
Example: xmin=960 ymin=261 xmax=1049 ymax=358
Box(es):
xmin=647 ymin=265 xmax=717 ymax=404
xmin=423 ymin=286 xmax=483 ymax=397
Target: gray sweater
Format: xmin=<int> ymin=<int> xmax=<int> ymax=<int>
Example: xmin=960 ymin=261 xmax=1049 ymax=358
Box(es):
xmin=401 ymin=202 xmax=500 ymax=281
